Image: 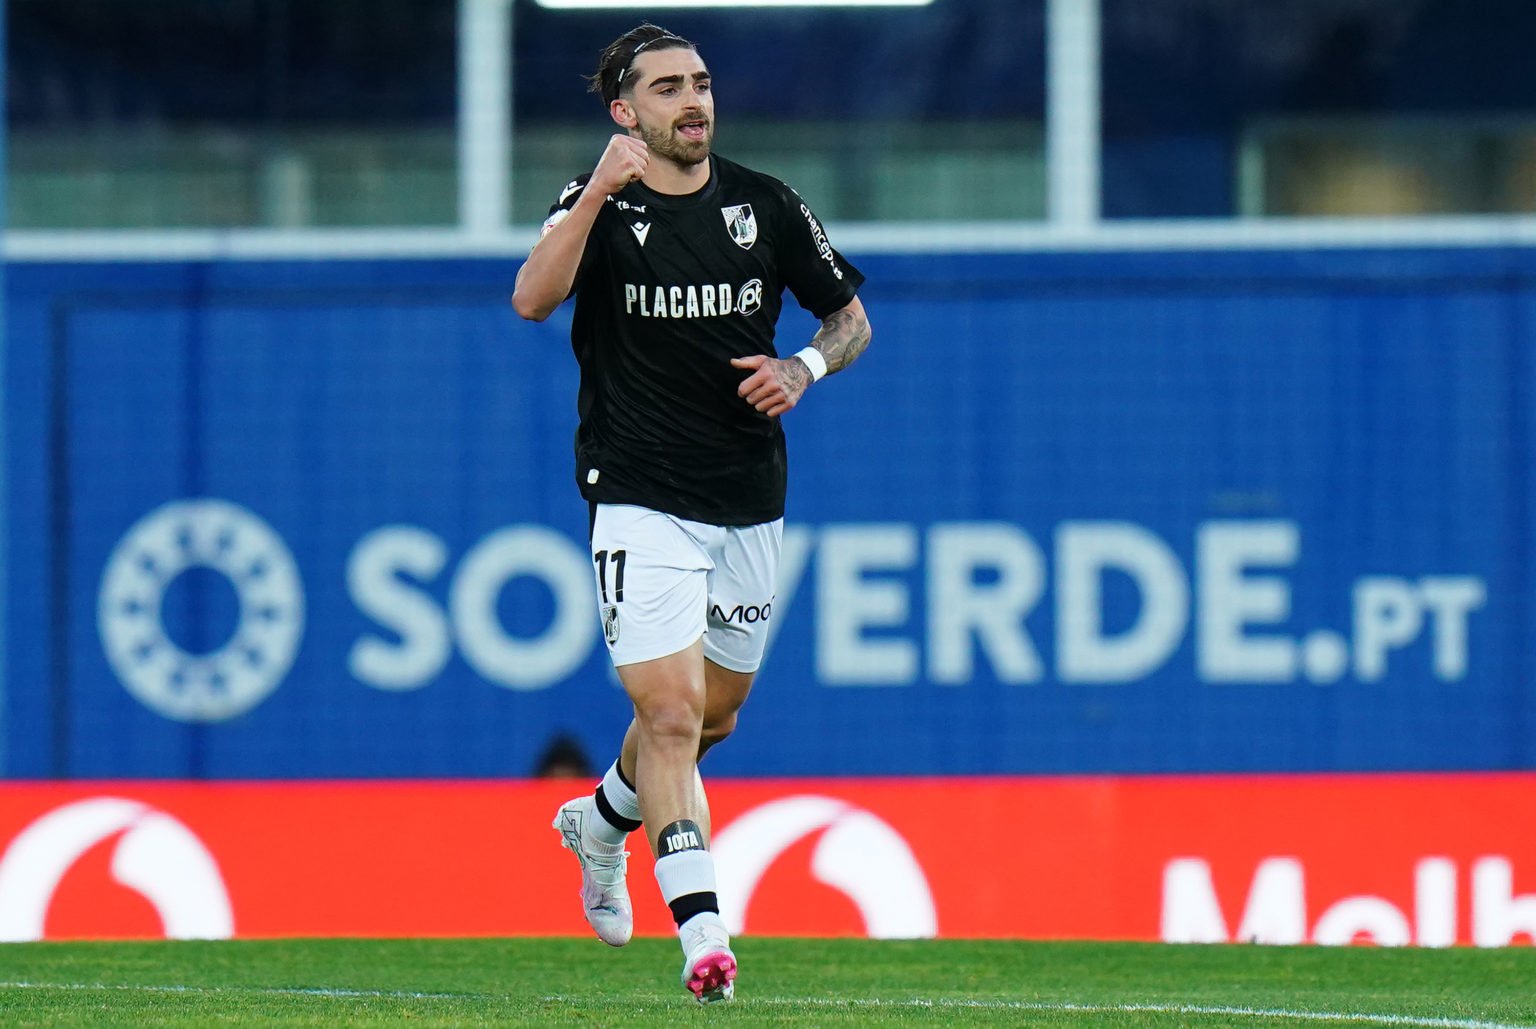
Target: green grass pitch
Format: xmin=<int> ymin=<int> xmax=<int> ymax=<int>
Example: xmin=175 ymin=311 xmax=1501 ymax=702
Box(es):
xmin=0 ymin=938 xmax=1532 ymax=1027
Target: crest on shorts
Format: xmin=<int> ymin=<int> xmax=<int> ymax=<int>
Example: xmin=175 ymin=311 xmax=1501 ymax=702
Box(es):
xmin=601 ymin=603 xmax=621 ymax=646
xmin=721 ymin=204 xmax=757 ymax=250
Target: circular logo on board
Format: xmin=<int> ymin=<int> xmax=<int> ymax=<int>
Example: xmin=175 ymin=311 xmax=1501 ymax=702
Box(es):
xmin=711 ymin=795 xmax=937 ymax=938
xmin=0 ymin=797 xmax=233 ymax=941
xmin=98 ymin=499 xmax=304 ymax=722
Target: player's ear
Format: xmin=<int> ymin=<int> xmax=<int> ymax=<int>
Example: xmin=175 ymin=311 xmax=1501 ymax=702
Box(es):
xmin=610 ymin=99 xmax=637 ymax=129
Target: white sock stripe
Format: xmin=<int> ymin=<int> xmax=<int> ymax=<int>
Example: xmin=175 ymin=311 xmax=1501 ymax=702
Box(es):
xmin=601 ymin=761 xmax=640 ymax=819
xmin=654 ymin=848 xmax=717 ymax=904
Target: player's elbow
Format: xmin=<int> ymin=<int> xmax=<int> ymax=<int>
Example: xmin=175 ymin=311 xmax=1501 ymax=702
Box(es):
xmin=842 ymin=298 xmax=872 ymax=348
xmin=853 ymin=312 xmax=873 ymax=358
xmin=511 ymin=288 xmax=553 ymax=322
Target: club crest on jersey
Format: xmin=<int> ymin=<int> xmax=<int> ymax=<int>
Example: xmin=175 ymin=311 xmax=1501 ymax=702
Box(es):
xmin=721 ymin=204 xmax=757 ymax=250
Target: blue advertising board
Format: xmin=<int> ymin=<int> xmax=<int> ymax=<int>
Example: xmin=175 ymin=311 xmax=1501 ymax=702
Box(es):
xmin=5 ymin=247 xmax=1533 ymax=778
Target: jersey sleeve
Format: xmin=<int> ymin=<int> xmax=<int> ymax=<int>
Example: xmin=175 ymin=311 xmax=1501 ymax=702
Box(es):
xmin=773 ymin=182 xmax=864 ymax=320
xmin=542 ymin=173 xmax=591 ymax=232
xmin=538 ymin=173 xmax=598 ymax=290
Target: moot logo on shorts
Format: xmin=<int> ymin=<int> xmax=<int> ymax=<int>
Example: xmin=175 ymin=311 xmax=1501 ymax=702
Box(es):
xmin=712 ymin=795 xmax=937 ymax=938
xmin=98 ymin=499 xmax=305 ymax=722
xmin=0 ymin=798 xmax=233 ymax=941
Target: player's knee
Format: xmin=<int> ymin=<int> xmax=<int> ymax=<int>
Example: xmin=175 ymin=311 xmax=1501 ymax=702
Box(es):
xmin=636 ymin=698 xmax=704 ymax=746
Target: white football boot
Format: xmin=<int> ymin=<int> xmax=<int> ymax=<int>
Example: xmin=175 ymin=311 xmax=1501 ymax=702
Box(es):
xmin=678 ymin=915 xmax=736 ymax=1004
xmin=552 ymin=795 xmax=633 ymax=947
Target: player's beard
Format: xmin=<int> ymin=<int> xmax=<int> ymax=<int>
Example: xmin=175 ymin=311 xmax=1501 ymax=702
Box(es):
xmin=639 ymin=114 xmax=712 ymax=168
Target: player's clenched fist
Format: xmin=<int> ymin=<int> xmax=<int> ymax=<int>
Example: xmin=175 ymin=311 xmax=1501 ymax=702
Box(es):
xmin=731 ymin=354 xmax=812 ymax=418
xmin=591 ymin=134 xmax=649 ymax=195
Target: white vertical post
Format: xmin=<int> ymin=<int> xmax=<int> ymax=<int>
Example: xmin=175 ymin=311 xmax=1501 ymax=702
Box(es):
xmin=458 ymin=0 xmax=514 ymax=234
xmin=1047 ymin=0 xmax=1101 ymax=228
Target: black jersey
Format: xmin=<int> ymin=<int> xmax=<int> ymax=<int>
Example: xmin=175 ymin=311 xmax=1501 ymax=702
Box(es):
xmin=542 ymin=153 xmax=863 ymax=526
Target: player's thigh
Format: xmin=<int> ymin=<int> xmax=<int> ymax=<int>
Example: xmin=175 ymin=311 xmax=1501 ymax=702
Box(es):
xmin=701 ymin=518 xmax=783 ymax=675
xmin=617 ymin=639 xmax=708 ymax=730
xmin=590 ymin=504 xmax=711 ymax=670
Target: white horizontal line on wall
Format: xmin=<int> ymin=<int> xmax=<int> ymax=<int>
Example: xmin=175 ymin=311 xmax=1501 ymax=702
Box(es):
xmin=9 ymin=216 xmax=1536 ymax=263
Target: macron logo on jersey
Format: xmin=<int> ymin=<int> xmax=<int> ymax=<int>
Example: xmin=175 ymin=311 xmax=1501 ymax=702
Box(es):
xmin=625 ymin=279 xmax=763 ymax=320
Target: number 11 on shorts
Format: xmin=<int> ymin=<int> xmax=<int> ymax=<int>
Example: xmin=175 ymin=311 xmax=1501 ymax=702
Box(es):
xmin=594 ymin=549 xmax=627 ymax=603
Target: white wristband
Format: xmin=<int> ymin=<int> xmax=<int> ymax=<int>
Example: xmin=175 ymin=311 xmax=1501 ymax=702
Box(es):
xmin=793 ymin=346 xmax=828 ymax=382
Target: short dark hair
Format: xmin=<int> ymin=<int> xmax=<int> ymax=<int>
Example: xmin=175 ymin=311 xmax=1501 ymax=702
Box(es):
xmin=587 ymin=23 xmax=697 ymax=107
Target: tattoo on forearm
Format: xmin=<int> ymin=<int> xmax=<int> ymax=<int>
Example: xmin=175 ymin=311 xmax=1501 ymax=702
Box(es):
xmin=808 ymin=307 xmax=871 ymax=375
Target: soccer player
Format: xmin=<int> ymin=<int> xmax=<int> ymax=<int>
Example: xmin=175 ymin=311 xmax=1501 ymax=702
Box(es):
xmin=511 ymin=23 xmax=870 ymax=1004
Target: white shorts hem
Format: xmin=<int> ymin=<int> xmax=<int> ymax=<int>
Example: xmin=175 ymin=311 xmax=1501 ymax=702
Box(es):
xmin=611 ymin=631 xmax=704 ymax=670
xmin=702 ymin=644 xmax=762 ymax=675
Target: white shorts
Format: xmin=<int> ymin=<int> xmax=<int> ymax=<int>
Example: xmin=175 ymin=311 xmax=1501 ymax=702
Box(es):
xmin=589 ymin=503 xmax=783 ymax=673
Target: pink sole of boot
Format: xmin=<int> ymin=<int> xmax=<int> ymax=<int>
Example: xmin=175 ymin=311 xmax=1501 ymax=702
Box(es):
xmin=686 ymin=952 xmax=737 ymax=1003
